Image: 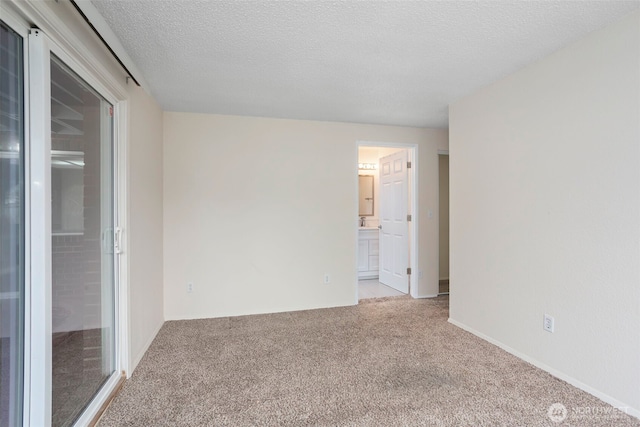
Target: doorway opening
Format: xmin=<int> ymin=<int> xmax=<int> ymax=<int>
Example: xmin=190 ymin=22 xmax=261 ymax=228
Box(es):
xmin=356 ymin=142 xmax=418 ymax=302
xmin=438 ymin=152 xmax=450 ymax=295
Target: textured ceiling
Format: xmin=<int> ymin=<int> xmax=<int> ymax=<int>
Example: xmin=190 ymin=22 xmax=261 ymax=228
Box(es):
xmin=91 ymin=0 xmax=639 ymax=128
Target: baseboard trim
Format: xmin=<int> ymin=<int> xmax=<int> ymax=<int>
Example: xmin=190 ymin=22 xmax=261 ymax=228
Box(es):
xmin=130 ymin=319 xmax=164 ymax=376
xmin=165 ymin=301 xmax=357 ymax=322
xmin=447 ymin=318 xmax=640 ymax=419
xmin=414 ymin=293 xmax=438 ymax=299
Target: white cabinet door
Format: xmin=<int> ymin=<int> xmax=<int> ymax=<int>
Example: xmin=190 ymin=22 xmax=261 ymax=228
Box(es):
xmin=358 ymin=239 xmax=369 ymax=272
xmin=369 ymin=239 xmax=379 ymax=272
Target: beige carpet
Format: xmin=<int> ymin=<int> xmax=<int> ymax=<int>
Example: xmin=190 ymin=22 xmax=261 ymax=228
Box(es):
xmin=99 ymin=296 xmax=639 ymax=426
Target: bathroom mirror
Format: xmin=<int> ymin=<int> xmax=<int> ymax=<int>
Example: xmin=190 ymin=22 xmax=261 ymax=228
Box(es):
xmin=359 ymin=175 xmax=374 ymax=216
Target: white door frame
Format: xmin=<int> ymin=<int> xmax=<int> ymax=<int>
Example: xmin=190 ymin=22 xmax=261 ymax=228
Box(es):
xmin=27 ymin=28 xmax=54 ymax=427
xmin=355 ymin=141 xmax=419 ymax=301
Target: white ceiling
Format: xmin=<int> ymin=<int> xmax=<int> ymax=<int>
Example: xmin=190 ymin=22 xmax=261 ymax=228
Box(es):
xmin=91 ymin=0 xmax=639 ymax=128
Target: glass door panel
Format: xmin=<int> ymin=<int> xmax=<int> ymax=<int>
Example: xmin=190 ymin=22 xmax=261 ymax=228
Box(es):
xmin=0 ymin=20 xmax=25 ymax=427
xmin=50 ymin=55 xmax=115 ymax=427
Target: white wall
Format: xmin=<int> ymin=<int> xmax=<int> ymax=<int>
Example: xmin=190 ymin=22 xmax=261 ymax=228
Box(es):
xmin=127 ymin=85 xmax=165 ymax=373
xmin=163 ymin=113 xmax=448 ymax=320
xmin=449 ymin=10 xmax=640 ymax=415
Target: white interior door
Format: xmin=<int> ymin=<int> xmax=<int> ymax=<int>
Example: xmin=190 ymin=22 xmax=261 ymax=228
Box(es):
xmin=379 ymin=150 xmax=408 ymax=293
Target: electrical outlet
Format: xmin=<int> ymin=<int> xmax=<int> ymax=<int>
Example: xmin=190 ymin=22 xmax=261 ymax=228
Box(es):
xmin=323 ymin=274 xmax=331 ymax=284
xmin=543 ymin=314 xmax=554 ymax=333
xmin=187 ymin=282 xmax=193 ymax=293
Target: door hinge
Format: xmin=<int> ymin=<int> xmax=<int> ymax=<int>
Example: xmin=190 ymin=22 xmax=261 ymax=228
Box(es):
xmin=407 ymin=214 xmax=412 ymax=222
xmin=407 ymin=267 xmax=412 ymax=275
xmin=407 ymin=161 xmax=411 ymax=169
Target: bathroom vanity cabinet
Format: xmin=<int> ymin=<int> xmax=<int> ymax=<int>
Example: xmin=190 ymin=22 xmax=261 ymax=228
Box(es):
xmin=358 ymin=228 xmax=379 ymax=279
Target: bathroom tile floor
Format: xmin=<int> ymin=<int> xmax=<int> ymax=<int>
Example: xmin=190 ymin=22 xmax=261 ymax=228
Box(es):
xmin=358 ymin=278 xmax=405 ymax=300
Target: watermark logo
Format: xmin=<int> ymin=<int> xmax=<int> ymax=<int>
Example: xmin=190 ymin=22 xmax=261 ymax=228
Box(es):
xmin=548 ymin=403 xmax=568 ymax=423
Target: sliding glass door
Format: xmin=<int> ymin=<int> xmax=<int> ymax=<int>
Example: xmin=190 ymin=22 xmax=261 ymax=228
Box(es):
xmin=0 ymin=14 xmax=123 ymax=425
xmin=0 ymin=17 xmax=122 ymax=426
xmin=0 ymin=20 xmax=25 ymax=427
xmin=49 ymin=56 xmax=116 ymax=427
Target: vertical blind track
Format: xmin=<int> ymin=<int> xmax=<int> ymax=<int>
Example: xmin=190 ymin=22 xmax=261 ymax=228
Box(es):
xmin=68 ymin=0 xmax=141 ymax=87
